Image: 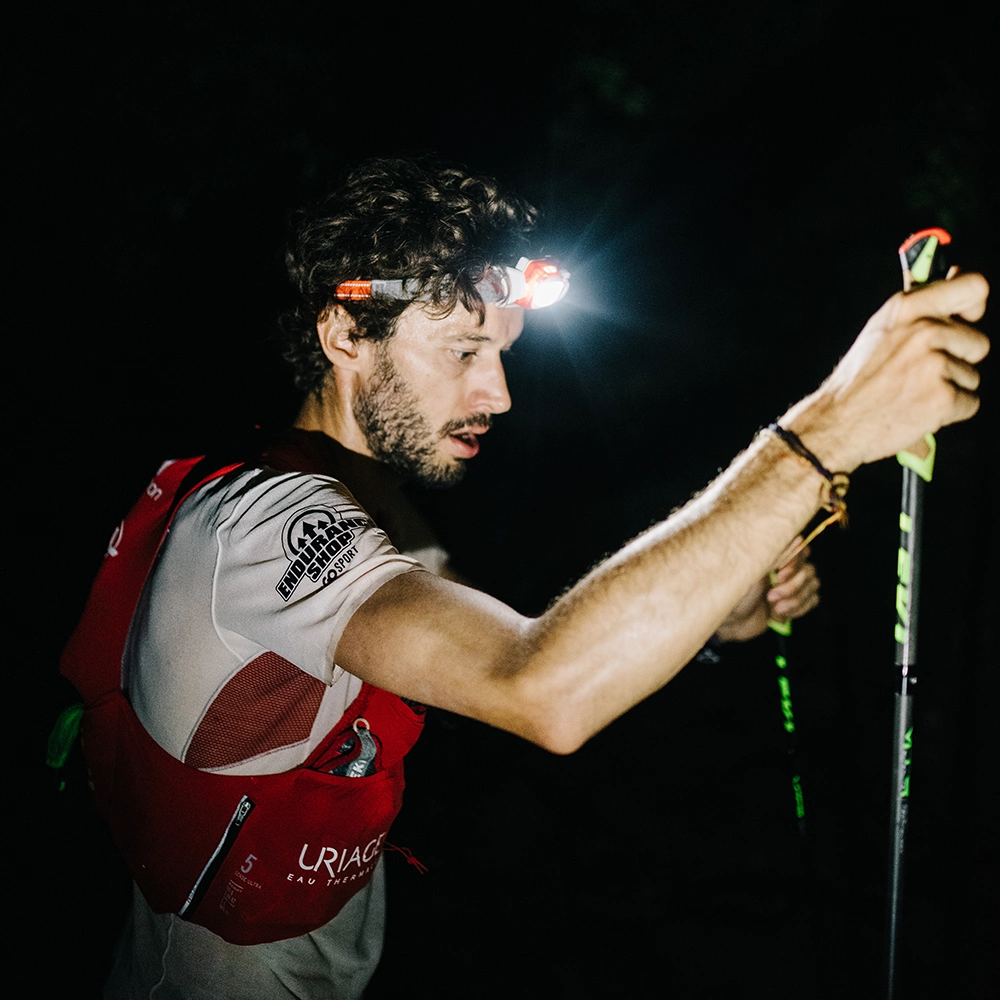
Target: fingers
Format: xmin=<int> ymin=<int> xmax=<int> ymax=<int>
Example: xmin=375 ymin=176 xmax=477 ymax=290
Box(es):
xmin=900 ymin=271 xmax=990 ymax=324
xmin=914 ymin=338 xmax=985 ymax=430
xmin=768 ymin=557 xmax=820 ymax=621
xmin=888 ymin=296 xmax=989 ymax=434
xmin=768 ymin=563 xmax=817 ymax=598
xmin=776 ymin=589 xmax=820 ymax=622
xmin=941 ymin=354 xmax=982 ymax=393
xmin=926 ymin=317 xmax=992 ymax=366
xmin=941 ymin=382 xmax=982 ymax=427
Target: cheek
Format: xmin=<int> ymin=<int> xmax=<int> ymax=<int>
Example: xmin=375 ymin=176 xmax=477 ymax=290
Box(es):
xmin=409 ymin=358 xmax=469 ymax=403
xmin=397 ymin=350 xmax=450 ymax=390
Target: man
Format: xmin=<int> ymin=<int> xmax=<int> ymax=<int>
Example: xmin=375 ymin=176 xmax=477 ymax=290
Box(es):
xmin=64 ymin=157 xmax=989 ymax=998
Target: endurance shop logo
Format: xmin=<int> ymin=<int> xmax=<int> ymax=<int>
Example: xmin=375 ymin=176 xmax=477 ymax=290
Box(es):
xmin=276 ymin=506 xmax=371 ymax=601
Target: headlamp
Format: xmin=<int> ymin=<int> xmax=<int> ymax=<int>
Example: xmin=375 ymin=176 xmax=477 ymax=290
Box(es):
xmin=334 ymin=257 xmax=570 ymax=310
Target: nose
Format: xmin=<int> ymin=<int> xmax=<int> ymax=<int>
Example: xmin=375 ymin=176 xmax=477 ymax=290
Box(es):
xmin=470 ymin=354 xmax=512 ymax=415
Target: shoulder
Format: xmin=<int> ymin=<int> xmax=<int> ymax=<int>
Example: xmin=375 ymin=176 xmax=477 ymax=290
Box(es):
xmin=168 ymin=466 xmax=393 ymax=583
xmin=177 ymin=466 xmax=367 ymax=536
xmin=173 ymin=466 xmax=421 ymax=603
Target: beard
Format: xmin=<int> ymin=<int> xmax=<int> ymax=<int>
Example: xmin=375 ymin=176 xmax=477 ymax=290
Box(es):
xmin=352 ymin=346 xmax=490 ymax=488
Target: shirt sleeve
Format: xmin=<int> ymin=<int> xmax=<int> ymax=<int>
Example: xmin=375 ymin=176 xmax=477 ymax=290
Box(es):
xmin=212 ymin=469 xmax=421 ymax=684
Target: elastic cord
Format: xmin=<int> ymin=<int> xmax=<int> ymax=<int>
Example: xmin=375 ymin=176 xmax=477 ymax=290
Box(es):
xmin=763 ymin=423 xmax=850 ymax=551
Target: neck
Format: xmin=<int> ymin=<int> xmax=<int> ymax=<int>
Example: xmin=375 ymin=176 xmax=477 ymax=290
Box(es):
xmin=293 ymin=383 xmax=372 ymax=458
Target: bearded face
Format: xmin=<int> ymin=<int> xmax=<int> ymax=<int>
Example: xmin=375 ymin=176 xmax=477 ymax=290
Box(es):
xmin=353 ymin=344 xmax=491 ymax=488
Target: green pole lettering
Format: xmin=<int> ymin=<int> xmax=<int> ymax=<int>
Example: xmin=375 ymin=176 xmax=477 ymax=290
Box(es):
xmin=897 ymin=548 xmax=910 ymax=586
xmin=792 ymin=775 xmax=805 ymax=819
xmin=895 ymin=583 xmax=909 ymax=621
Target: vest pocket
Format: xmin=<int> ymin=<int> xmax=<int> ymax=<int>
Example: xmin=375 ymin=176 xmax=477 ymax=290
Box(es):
xmin=312 ymin=717 xmax=383 ymax=776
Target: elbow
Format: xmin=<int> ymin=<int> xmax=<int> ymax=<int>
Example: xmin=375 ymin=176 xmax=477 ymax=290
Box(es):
xmin=536 ymin=726 xmax=587 ymax=756
xmin=504 ymin=673 xmax=590 ymax=756
xmin=521 ymin=715 xmax=587 ymax=756
xmin=489 ymin=622 xmax=598 ymax=756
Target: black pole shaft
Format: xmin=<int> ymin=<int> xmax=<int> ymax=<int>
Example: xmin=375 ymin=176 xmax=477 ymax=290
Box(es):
xmin=885 ymin=465 xmax=924 ymax=998
xmin=773 ymin=627 xmax=807 ymax=838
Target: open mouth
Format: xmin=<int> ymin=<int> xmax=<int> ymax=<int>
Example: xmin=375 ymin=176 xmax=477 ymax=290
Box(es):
xmin=443 ymin=416 xmax=491 ymax=460
xmin=448 ymin=430 xmax=481 ymax=458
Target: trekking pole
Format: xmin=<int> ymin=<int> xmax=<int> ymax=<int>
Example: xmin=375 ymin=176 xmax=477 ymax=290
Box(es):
xmin=884 ymin=227 xmax=951 ymax=1000
xmin=768 ymin=615 xmax=806 ymax=839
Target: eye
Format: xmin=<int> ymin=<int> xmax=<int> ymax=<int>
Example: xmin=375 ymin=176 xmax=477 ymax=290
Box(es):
xmin=452 ymin=350 xmax=477 ymax=363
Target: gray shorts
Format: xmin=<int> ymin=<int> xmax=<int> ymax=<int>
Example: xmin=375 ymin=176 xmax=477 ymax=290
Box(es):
xmin=104 ymin=858 xmax=385 ymax=1000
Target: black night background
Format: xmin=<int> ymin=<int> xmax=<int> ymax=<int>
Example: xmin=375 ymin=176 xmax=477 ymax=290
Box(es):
xmin=12 ymin=3 xmax=997 ymax=997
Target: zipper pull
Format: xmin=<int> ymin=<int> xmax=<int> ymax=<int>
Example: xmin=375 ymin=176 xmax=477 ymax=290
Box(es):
xmin=332 ymin=718 xmax=377 ymax=777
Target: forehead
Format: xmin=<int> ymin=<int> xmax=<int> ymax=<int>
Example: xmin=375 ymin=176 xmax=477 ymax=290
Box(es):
xmin=394 ymin=301 xmax=524 ymax=349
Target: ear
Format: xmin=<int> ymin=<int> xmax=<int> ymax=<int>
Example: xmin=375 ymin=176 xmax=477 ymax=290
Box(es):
xmin=316 ymin=305 xmax=366 ymax=370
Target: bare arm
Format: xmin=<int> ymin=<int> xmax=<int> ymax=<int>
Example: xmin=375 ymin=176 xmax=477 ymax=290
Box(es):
xmin=335 ymin=274 xmax=990 ymax=753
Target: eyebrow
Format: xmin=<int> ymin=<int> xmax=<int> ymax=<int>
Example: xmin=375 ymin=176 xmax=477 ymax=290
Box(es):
xmin=442 ymin=321 xmax=522 ymax=349
xmin=445 ymin=332 xmax=495 ymax=344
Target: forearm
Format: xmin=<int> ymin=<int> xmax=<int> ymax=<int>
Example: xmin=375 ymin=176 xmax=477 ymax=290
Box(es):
xmin=509 ymin=429 xmax=828 ymax=750
xmin=337 ymin=427 xmax=829 ymax=749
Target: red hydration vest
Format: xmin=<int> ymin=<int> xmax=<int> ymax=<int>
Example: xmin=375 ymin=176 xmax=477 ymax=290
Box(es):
xmin=60 ymin=456 xmax=424 ymax=945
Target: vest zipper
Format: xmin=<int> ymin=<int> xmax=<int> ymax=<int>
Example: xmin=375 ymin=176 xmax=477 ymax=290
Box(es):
xmin=178 ymin=794 xmax=255 ymax=917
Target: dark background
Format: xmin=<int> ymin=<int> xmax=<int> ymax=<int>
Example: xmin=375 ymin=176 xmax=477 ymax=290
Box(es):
xmin=12 ymin=3 xmax=997 ymax=997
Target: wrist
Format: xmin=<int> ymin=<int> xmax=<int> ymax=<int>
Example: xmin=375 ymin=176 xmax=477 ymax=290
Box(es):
xmin=777 ymin=390 xmax=861 ymax=475
xmin=756 ymin=404 xmax=853 ymax=552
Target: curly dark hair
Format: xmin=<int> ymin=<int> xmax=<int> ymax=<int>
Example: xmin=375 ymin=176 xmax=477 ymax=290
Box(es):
xmin=279 ymin=156 xmax=539 ymax=396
